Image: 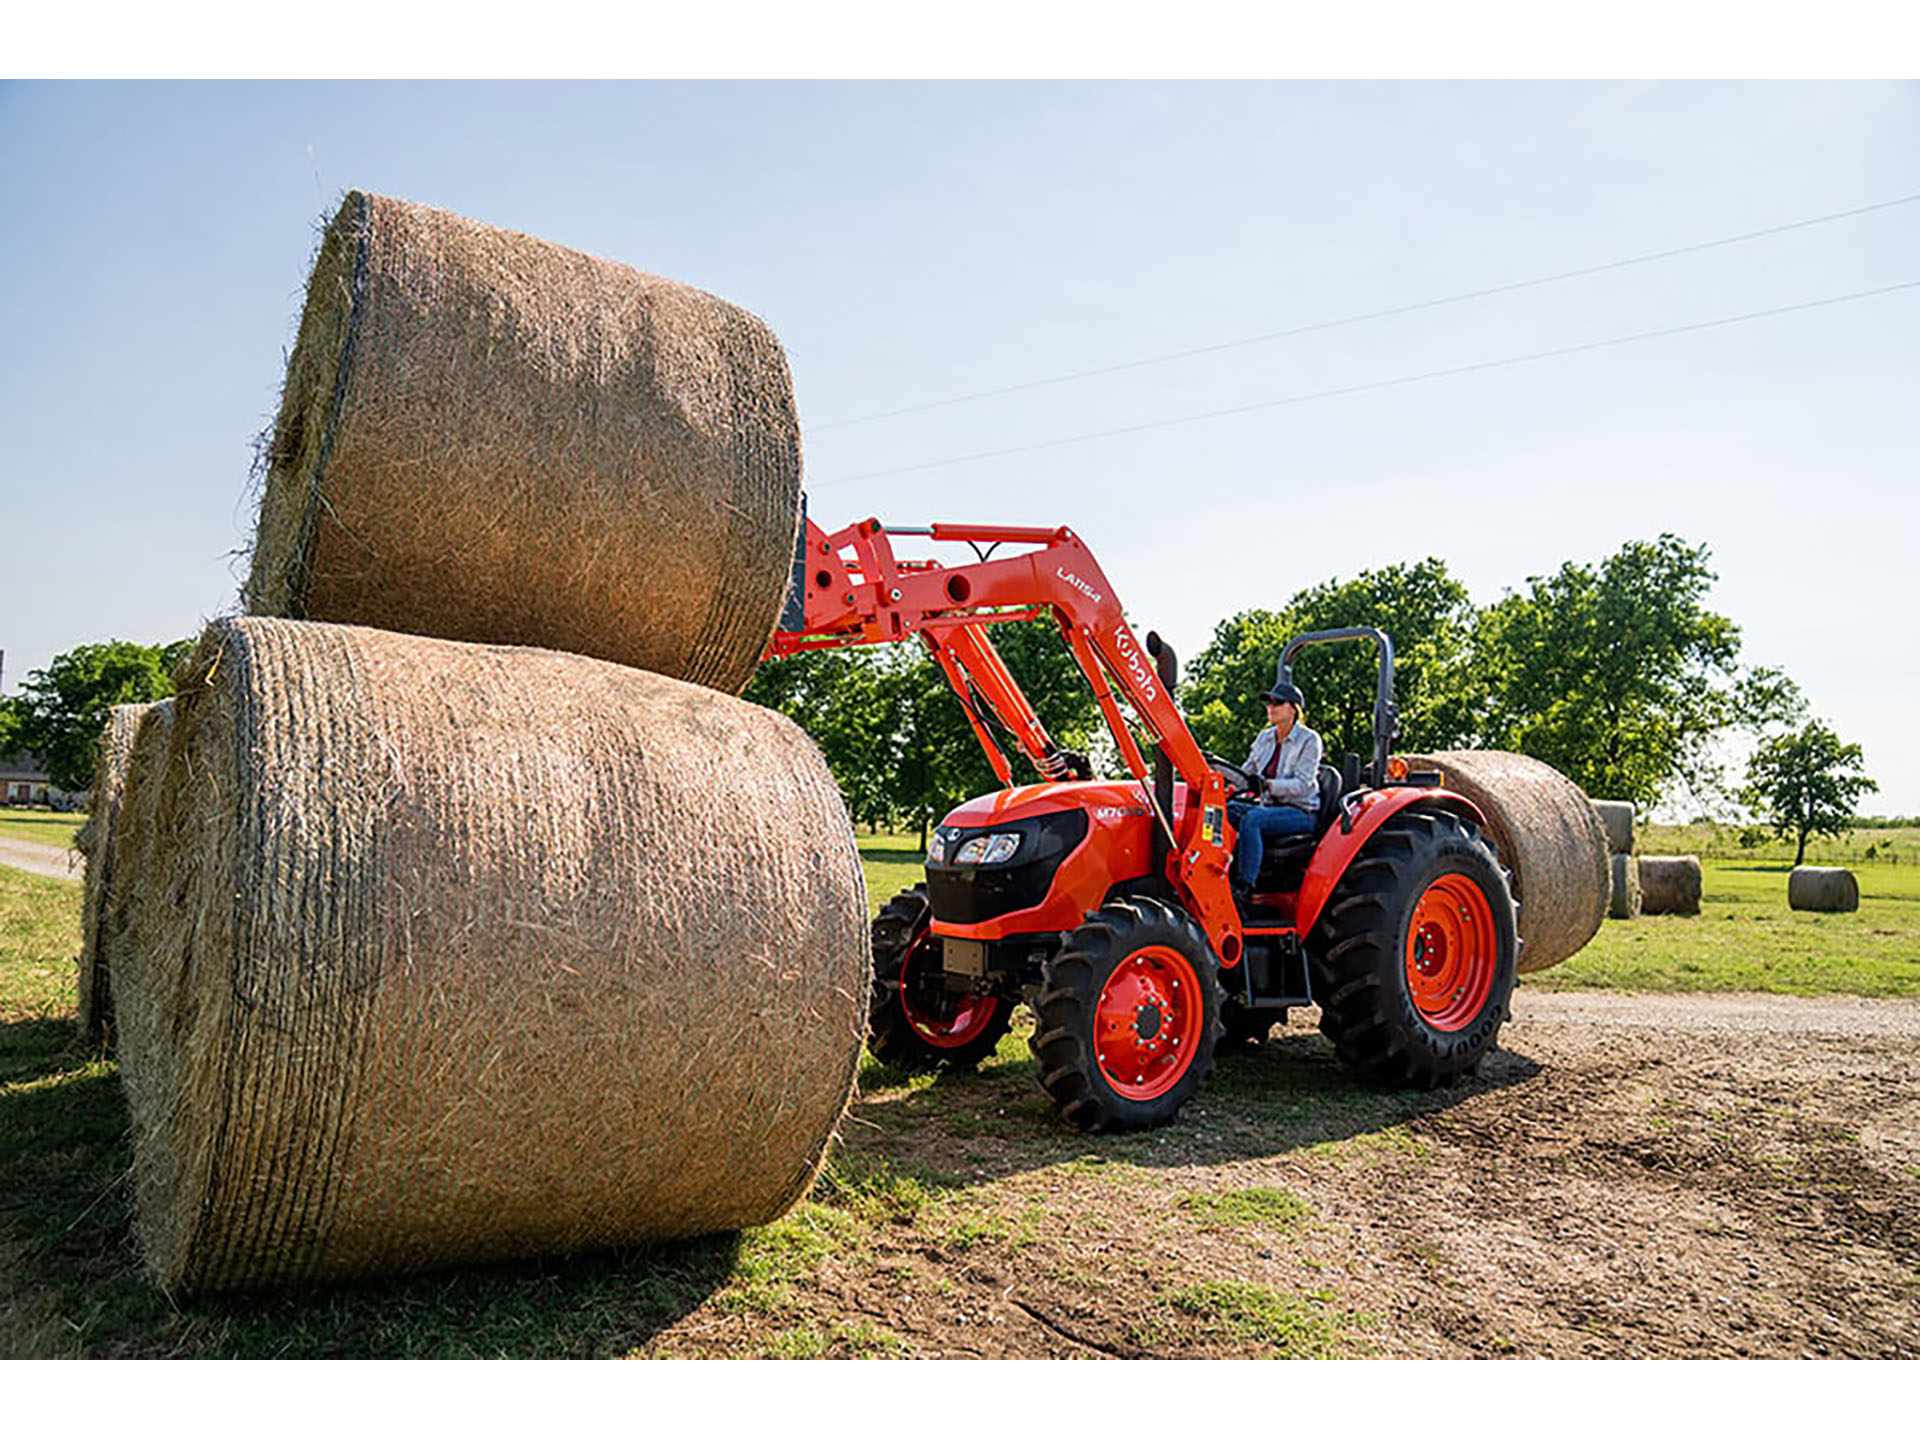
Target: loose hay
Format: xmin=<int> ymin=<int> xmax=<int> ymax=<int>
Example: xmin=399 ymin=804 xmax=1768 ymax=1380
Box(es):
xmin=1401 ymin=750 xmax=1608 ymax=974
xmin=1607 ymin=851 xmax=1642 ymax=920
xmin=74 ymin=701 xmax=171 ymax=1044
xmin=244 ymin=191 xmax=802 ymax=695
xmin=1591 ymin=800 xmax=1635 ymax=856
xmin=109 ymin=617 xmax=868 ymax=1296
xmin=1637 ymin=856 xmax=1703 ymax=916
xmin=1788 ymin=866 xmax=1859 ymax=913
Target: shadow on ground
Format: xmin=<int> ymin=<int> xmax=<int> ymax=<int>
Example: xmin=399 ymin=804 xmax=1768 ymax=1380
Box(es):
xmin=849 ymin=1018 xmax=1543 ymax=1188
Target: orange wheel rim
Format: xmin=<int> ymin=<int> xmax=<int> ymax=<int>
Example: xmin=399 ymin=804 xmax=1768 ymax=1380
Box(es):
xmin=1092 ymin=945 xmax=1203 ymax=1100
xmin=1404 ymin=874 xmax=1497 ymax=1032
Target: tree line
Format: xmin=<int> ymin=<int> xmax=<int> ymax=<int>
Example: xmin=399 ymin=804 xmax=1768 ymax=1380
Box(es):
xmin=0 ymin=533 xmax=1876 ymax=862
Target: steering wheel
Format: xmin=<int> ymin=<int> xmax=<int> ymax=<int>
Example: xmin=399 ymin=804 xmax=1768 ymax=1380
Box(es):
xmin=1205 ymin=753 xmax=1259 ymax=801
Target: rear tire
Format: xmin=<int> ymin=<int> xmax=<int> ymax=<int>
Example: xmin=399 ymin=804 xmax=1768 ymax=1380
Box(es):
xmin=868 ymin=885 xmax=1014 ymax=1071
xmin=1030 ymin=898 xmax=1223 ymax=1132
xmin=1309 ymin=810 xmax=1516 ymax=1088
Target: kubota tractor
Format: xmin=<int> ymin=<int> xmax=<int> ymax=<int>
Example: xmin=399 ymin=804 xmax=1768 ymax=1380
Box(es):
xmin=768 ymin=516 xmax=1516 ymax=1132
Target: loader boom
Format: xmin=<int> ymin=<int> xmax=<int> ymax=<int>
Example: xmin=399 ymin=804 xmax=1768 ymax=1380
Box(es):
xmin=768 ymin=517 xmax=1242 ymax=961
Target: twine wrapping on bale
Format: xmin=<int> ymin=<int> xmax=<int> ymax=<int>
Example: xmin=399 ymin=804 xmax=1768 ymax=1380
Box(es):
xmin=1608 ymin=851 xmax=1642 ymax=920
xmin=1637 ymin=856 xmax=1703 ymax=916
xmin=1789 ymin=866 xmax=1859 ymax=913
xmin=1401 ymin=751 xmax=1608 ymax=974
xmin=244 ymin=191 xmax=802 ymax=695
xmin=108 ymin=617 xmax=868 ymax=1296
xmin=1591 ymin=800 xmax=1635 ymax=856
xmin=74 ymin=701 xmax=172 ymax=1044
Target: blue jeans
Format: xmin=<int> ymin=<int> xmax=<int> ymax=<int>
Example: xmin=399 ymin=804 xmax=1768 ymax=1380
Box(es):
xmin=1227 ymin=800 xmax=1317 ymax=886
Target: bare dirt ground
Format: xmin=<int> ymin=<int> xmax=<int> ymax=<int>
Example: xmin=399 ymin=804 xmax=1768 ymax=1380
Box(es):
xmin=0 ymin=838 xmax=79 ymax=882
xmin=646 ymin=990 xmax=1920 ymax=1359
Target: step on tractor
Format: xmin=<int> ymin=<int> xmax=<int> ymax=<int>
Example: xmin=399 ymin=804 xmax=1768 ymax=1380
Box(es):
xmin=768 ymin=515 xmax=1518 ymax=1133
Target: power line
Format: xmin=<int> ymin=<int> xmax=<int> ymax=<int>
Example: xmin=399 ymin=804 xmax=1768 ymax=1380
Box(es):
xmin=813 ymin=279 xmax=1920 ymax=488
xmin=812 ymin=190 xmax=1920 ymax=431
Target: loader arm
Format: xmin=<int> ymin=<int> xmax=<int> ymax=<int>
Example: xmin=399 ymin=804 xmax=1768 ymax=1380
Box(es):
xmin=767 ymin=517 xmax=1242 ymax=962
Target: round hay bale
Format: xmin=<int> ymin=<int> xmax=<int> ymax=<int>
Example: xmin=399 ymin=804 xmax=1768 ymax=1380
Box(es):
xmin=1591 ymin=799 xmax=1636 ymax=855
xmin=110 ymin=616 xmax=868 ymax=1296
xmin=1400 ymin=750 xmax=1607 ymax=974
xmin=1637 ymin=855 xmax=1703 ymax=916
xmin=244 ymin=191 xmax=802 ymax=695
xmin=1788 ymin=865 xmax=1859 ymax=913
xmin=1607 ymin=850 xmax=1642 ymax=920
xmin=74 ymin=701 xmax=172 ymax=1045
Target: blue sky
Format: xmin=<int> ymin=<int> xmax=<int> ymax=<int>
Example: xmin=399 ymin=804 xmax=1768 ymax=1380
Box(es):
xmin=2 ymin=80 xmax=1915 ymax=813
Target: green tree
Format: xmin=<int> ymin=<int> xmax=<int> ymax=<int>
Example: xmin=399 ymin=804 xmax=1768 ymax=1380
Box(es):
xmin=13 ymin=639 xmax=189 ymax=794
xmin=0 ymin=695 xmax=20 ymax=756
xmin=1180 ymin=558 xmax=1478 ymax=767
xmin=1742 ymin=719 xmax=1878 ymax=866
xmin=1470 ymin=535 xmax=1743 ymax=809
xmin=743 ymin=647 xmax=893 ymax=829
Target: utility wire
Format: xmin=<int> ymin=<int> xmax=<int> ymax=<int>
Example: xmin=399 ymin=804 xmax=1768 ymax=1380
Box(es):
xmin=813 ymin=191 xmax=1920 ymax=431
xmin=813 ymin=279 xmax=1920 ymax=488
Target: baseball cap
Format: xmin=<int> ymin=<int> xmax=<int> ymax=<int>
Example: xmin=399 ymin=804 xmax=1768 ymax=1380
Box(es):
xmin=1260 ymin=681 xmax=1305 ymax=708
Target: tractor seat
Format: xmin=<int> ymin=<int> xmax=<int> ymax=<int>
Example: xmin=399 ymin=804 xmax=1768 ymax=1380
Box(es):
xmin=1252 ymin=765 xmax=1344 ymax=891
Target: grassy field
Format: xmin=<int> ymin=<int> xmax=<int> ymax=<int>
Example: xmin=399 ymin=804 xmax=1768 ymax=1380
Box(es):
xmin=0 ymin=807 xmax=86 ymax=850
xmin=2 ymin=823 xmax=1914 ymax=1357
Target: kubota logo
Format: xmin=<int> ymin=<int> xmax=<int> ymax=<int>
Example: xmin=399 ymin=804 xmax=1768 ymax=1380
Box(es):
xmin=1055 ymin=567 xmax=1103 ymax=605
xmin=1112 ymin=625 xmax=1158 ymax=702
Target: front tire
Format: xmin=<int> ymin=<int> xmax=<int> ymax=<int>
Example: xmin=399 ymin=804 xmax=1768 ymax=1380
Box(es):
xmin=868 ymin=885 xmax=1014 ymax=1071
xmin=1309 ymin=810 xmax=1516 ymax=1089
xmin=1030 ymin=898 xmax=1224 ymax=1132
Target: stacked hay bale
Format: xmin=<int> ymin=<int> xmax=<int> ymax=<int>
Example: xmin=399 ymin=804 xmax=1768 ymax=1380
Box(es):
xmin=109 ymin=620 xmax=866 ymax=1295
xmin=1591 ymin=799 xmax=1640 ymax=920
xmin=73 ymin=703 xmax=162 ymax=1043
xmin=1400 ymin=751 xmax=1608 ymax=974
xmin=1638 ymin=856 xmax=1703 ymax=916
xmin=1789 ymin=866 xmax=1859 ymax=913
xmin=244 ymin=190 xmax=802 ymax=695
xmin=106 ymin=193 xmax=866 ymax=1296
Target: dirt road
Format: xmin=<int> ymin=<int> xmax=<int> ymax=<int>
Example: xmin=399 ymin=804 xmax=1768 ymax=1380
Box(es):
xmin=650 ymin=988 xmax=1920 ymax=1358
xmin=0 ymin=837 xmax=80 ymax=882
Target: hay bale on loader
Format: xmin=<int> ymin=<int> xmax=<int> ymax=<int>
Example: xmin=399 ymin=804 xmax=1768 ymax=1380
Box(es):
xmin=1591 ymin=800 xmax=1635 ymax=856
xmin=1788 ymin=866 xmax=1859 ymax=913
xmin=1637 ymin=856 xmax=1702 ymax=916
xmin=1401 ymin=750 xmax=1607 ymax=973
xmin=108 ymin=617 xmax=868 ymax=1297
xmin=73 ymin=701 xmax=172 ymax=1045
xmin=244 ymin=191 xmax=802 ymax=696
xmin=1608 ymin=851 xmax=1642 ymax=920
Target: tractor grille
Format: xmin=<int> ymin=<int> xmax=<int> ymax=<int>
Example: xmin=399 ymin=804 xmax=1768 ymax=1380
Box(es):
xmin=925 ymin=810 xmax=1089 ymax=926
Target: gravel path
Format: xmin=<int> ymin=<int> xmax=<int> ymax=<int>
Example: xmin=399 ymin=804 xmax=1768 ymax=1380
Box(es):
xmin=0 ymin=836 xmax=82 ymax=881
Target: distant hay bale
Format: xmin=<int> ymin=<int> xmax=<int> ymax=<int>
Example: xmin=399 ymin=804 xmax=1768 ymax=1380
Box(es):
xmin=1401 ymin=751 xmax=1608 ymax=974
xmin=74 ymin=701 xmax=171 ymax=1045
xmin=1591 ymin=800 xmax=1635 ymax=855
xmin=109 ymin=617 xmax=868 ymax=1297
xmin=1637 ymin=856 xmax=1703 ymax=916
xmin=244 ymin=191 xmax=802 ymax=695
xmin=1607 ymin=851 xmax=1642 ymax=920
xmin=1788 ymin=866 xmax=1859 ymax=913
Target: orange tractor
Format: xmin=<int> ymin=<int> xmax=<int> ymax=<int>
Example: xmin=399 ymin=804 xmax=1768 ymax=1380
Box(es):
xmin=769 ymin=516 xmax=1516 ymax=1132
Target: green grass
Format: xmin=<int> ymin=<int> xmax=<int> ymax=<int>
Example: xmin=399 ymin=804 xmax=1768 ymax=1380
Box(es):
xmin=1639 ymin=820 xmax=1920 ymax=867
xmin=1176 ymin=1185 xmax=1312 ymax=1230
xmin=859 ymin=833 xmax=926 ymax=916
xmin=1529 ymin=857 xmax=1920 ymax=997
xmin=0 ymin=807 xmax=86 ymax=851
xmin=1136 ymin=1279 xmax=1359 ymax=1358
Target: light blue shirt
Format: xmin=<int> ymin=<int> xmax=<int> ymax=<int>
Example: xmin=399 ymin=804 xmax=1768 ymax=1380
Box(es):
xmin=1242 ymin=722 xmax=1323 ymax=812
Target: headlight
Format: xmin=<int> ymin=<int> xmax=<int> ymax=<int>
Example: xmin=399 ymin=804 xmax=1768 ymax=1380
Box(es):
xmin=951 ymin=831 xmax=1022 ymax=865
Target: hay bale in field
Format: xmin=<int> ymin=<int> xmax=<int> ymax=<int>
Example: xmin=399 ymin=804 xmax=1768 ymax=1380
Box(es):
xmin=1637 ymin=855 xmax=1702 ymax=916
xmin=244 ymin=190 xmax=802 ymax=695
xmin=1591 ymin=800 xmax=1635 ymax=855
xmin=1400 ymin=750 xmax=1607 ymax=974
xmin=74 ymin=701 xmax=172 ymax=1044
xmin=108 ymin=616 xmax=868 ymax=1297
xmin=1788 ymin=866 xmax=1859 ymax=913
xmin=1607 ymin=851 xmax=1642 ymax=920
